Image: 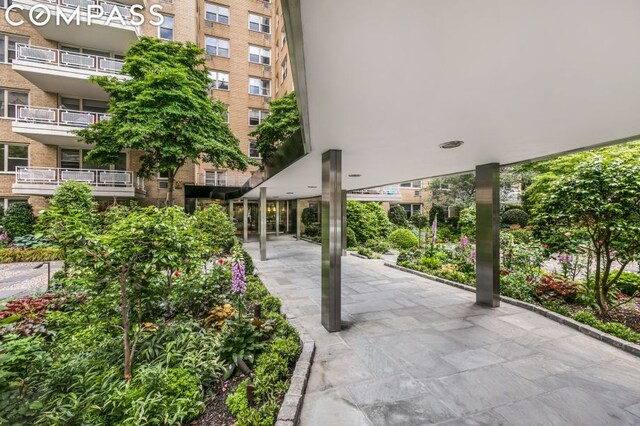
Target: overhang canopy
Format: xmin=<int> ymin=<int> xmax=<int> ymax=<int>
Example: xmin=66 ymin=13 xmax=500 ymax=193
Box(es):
xmin=245 ymin=0 xmax=640 ymax=200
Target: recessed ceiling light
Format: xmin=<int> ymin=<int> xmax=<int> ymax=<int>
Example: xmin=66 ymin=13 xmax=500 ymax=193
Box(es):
xmin=307 ymin=185 xmax=317 ymax=188
xmin=439 ymin=140 xmax=464 ymax=149
xmin=286 ymin=192 xmax=294 ymax=194
xmin=348 ymin=174 xmax=362 ymax=178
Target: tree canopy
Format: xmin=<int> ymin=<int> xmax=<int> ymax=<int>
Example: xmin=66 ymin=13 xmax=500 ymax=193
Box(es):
xmin=249 ymin=91 xmax=300 ymax=168
xmin=77 ymin=37 xmax=251 ymax=204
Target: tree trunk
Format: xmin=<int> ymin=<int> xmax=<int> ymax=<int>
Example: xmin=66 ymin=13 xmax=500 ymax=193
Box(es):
xmin=167 ymin=171 xmax=175 ymax=207
xmin=120 ymin=271 xmax=133 ymax=381
xmin=594 ymin=251 xmax=609 ymax=317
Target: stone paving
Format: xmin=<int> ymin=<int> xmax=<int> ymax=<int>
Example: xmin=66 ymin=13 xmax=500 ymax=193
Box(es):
xmin=244 ymin=237 xmax=640 ymax=426
xmin=0 ymin=261 xmax=63 ymax=299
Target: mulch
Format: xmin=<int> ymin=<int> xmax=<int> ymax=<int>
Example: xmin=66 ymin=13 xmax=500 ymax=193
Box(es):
xmin=190 ymin=377 xmax=244 ymax=426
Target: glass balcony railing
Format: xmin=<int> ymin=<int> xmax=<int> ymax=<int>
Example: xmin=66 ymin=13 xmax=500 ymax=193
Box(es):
xmin=15 ymin=44 xmax=124 ymax=75
xmin=15 ymin=106 xmax=110 ymax=127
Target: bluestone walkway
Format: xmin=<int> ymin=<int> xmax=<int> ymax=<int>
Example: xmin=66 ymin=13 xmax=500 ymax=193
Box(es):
xmin=244 ymin=237 xmax=640 ymax=426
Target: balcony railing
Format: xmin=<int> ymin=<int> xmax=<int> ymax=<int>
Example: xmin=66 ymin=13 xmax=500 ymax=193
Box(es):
xmin=198 ymin=172 xmax=253 ymax=187
xmin=35 ymin=0 xmax=133 ymax=20
xmin=16 ymin=44 xmax=124 ymax=75
xmin=15 ymin=106 xmax=110 ymax=127
xmin=350 ymin=185 xmax=401 ymax=196
xmin=15 ymin=166 xmax=143 ymax=190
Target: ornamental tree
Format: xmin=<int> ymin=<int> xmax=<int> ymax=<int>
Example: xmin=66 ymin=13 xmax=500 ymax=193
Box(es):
xmin=77 ymin=37 xmax=251 ymax=205
xmin=531 ymin=155 xmax=640 ymax=316
xmin=249 ymin=91 xmax=300 ymax=168
xmin=388 ymin=204 xmax=408 ymax=227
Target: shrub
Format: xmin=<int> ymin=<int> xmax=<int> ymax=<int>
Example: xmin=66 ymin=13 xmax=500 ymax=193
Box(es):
xmin=357 ymin=247 xmax=379 ymax=259
xmin=397 ymin=248 xmax=422 ymax=266
xmin=11 ymin=234 xmax=52 ymax=249
xmin=346 ymin=227 xmax=357 ymax=248
xmin=346 ymin=201 xmax=392 ymax=244
xmin=303 ymin=223 xmax=320 ymax=237
xmin=2 ymin=203 xmax=35 ymax=239
xmin=49 ymin=182 xmax=95 ymax=214
xmin=389 ymin=229 xmax=419 ymax=250
xmin=500 ymin=272 xmax=536 ymax=303
xmin=0 ymin=247 xmax=63 ymax=263
xmin=459 ymin=206 xmax=476 ymax=240
xmin=261 ymin=295 xmax=281 ymax=315
xmin=364 ymin=239 xmax=391 ymax=254
xmin=615 ymin=272 xmax=640 ymax=297
xmin=388 ymin=205 xmax=408 ymax=227
xmin=193 ymin=205 xmax=237 ymax=256
xmin=172 ymin=265 xmax=231 ymax=318
xmin=301 ymin=207 xmax=316 ymax=227
xmin=244 ymin=275 xmax=269 ymax=304
xmin=502 ymin=208 xmax=530 ymax=227
xmin=534 ymin=275 xmax=580 ymax=303
xmin=573 ymin=311 xmax=639 ymax=343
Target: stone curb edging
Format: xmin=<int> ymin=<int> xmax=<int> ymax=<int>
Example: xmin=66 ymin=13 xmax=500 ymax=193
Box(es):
xmin=385 ymin=262 xmax=640 ymax=358
xmin=254 ymin=269 xmax=315 ymax=426
xmin=299 ymin=237 xmax=321 ymax=246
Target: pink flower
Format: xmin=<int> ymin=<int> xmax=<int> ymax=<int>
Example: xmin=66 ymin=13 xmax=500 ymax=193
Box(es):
xmin=564 ymin=232 xmax=571 ymax=237
xmin=460 ymin=236 xmax=469 ymax=249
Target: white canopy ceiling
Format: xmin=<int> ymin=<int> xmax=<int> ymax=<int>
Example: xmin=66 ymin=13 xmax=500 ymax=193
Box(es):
xmin=245 ymin=0 xmax=640 ymax=200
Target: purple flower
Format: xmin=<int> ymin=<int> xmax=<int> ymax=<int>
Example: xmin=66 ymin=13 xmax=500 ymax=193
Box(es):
xmin=558 ymin=252 xmax=572 ymax=265
xmin=231 ymin=261 xmax=246 ymax=295
xmin=431 ymin=216 xmax=438 ymax=245
xmin=460 ymin=235 xmax=469 ymax=249
xmin=470 ymin=250 xmax=476 ymax=263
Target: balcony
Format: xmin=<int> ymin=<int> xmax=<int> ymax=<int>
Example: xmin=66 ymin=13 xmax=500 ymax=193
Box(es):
xmin=348 ymin=185 xmax=402 ymax=202
xmin=197 ymin=172 xmax=253 ymax=187
xmin=13 ymin=45 xmax=126 ymax=100
xmin=12 ymin=166 xmax=144 ymax=197
xmin=185 ymin=172 xmax=253 ymax=200
xmin=12 ymin=106 xmax=109 ymax=146
xmin=11 ymin=0 xmax=140 ymax=52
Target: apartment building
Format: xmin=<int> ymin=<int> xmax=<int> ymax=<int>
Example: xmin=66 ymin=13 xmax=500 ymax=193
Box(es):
xmin=0 ymin=0 xmax=293 ymax=213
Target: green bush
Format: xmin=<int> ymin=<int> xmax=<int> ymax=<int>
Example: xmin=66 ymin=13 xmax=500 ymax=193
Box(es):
xmin=573 ymin=311 xmax=639 ymax=343
xmin=500 ymin=272 xmax=536 ymax=303
xmin=2 ymin=203 xmax=35 ymax=239
xmin=261 ymin=295 xmax=281 ymax=315
xmin=49 ymin=182 xmax=95 ymax=215
xmin=364 ymin=239 xmax=391 ymax=254
xmin=346 ymin=201 xmax=392 ymax=244
xmin=303 ymin=223 xmax=320 ymax=237
xmin=0 ymin=248 xmax=63 ymax=263
xmin=301 ymin=207 xmax=316 ymax=227
xmin=459 ymin=206 xmax=476 ymax=240
xmin=244 ymin=275 xmax=269 ymax=304
xmin=11 ymin=234 xmax=52 ymax=249
xmin=615 ymin=272 xmax=640 ymax=297
xmin=346 ymin=227 xmax=357 ymax=248
xmin=389 ymin=229 xmax=419 ymax=250
xmin=234 ymin=242 xmax=255 ymax=275
xmin=388 ymin=205 xmax=408 ymax=227
xmin=357 ymin=247 xmax=379 ymax=259
xmin=502 ymin=208 xmax=530 ymax=227
xmin=193 ymin=205 xmax=237 ymax=256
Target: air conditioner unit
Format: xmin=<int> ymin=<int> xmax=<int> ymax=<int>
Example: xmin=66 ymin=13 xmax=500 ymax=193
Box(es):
xmin=263 ymin=34 xmax=272 ymax=42
xmin=262 ymin=1 xmax=272 ymax=9
xmin=205 ymin=20 xmax=214 ymax=28
xmin=263 ymin=96 xmax=271 ymax=103
xmin=206 ymin=54 xmax=215 ymax=61
xmin=263 ymin=65 xmax=272 ymax=72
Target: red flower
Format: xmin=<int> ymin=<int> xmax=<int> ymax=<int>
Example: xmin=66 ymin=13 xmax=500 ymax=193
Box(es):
xmin=174 ymin=270 xmax=179 ymax=277
xmin=217 ymin=258 xmax=224 ymax=264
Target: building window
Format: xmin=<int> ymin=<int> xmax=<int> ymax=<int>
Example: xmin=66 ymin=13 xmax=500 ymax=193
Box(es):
xmin=248 ymin=109 xmax=268 ymax=126
xmin=59 ymin=148 xmax=124 ymax=170
xmin=158 ymin=14 xmax=174 ymax=40
xmin=399 ymin=204 xmax=422 ymax=217
xmin=0 ymin=0 xmax=14 ymax=10
xmin=249 ymin=140 xmax=261 ymax=158
xmin=281 ymin=54 xmax=288 ymax=80
xmin=0 ymin=198 xmax=28 ymax=212
xmin=205 ymin=3 xmax=229 ymax=24
xmin=0 ymin=143 xmax=28 ymax=173
xmin=209 ymin=70 xmax=229 ymax=90
xmin=248 ymin=45 xmax=271 ymax=65
xmin=400 ymin=180 xmax=421 ymax=188
xmin=248 ymin=13 xmax=270 ymax=34
xmin=158 ymin=171 xmax=169 ymax=189
xmin=0 ymin=88 xmax=28 ymax=119
xmin=204 ymin=169 xmax=227 ymax=186
xmin=60 ymin=97 xmax=109 ymax=113
xmin=205 ymin=36 xmax=230 ymax=57
xmin=0 ymin=34 xmax=28 ymax=63
xmin=248 ymin=77 xmax=270 ymax=96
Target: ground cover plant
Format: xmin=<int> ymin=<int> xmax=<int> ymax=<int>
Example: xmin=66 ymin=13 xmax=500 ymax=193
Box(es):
xmin=0 ymin=183 xmax=299 ymax=426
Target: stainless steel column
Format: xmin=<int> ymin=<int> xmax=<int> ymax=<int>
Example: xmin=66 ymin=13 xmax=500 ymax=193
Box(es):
xmin=476 ymin=163 xmax=500 ymax=307
xmin=296 ymin=199 xmax=302 ymax=240
xmin=260 ymin=188 xmax=267 ymax=261
xmin=286 ymin=201 xmax=290 ymax=233
xmin=341 ymin=190 xmax=347 ymax=256
xmin=321 ymin=150 xmax=342 ymax=332
xmin=275 ymin=200 xmax=280 ymax=237
xmin=243 ymin=198 xmax=248 ymax=243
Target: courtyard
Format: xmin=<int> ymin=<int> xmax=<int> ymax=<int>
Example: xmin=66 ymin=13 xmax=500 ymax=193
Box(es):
xmin=246 ymin=237 xmax=640 ymax=426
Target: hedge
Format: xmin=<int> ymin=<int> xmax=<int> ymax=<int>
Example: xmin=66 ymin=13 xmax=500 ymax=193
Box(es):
xmin=0 ymin=248 xmax=63 ymax=263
